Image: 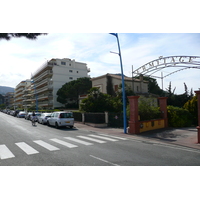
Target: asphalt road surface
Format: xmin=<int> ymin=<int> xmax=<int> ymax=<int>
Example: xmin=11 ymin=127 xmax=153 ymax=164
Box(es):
xmin=1 ymin=112 xmax=200 ymax=166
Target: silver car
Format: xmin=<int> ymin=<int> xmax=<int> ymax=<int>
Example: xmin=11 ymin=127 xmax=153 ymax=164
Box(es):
xmin=47 ymin=111 xmax=74 ymax=129
xmin=38 ymin=113 xmax=51 ymax=125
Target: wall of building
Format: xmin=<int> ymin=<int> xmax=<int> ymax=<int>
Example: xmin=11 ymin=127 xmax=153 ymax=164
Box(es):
xmin=92 ymin=74 xmax=148 ymax=95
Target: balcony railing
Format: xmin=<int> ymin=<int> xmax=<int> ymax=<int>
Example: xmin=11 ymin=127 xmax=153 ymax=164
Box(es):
xmin=31 ymin=61 xmax=54 ymax=78
xmin=33 ymin=70 xmax=53 ymax=82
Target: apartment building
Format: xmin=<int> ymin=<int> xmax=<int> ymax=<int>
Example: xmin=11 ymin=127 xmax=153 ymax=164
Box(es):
xmin=14 ymin=80 xmax=28 ymax=109
xmin=4 ymin=92 xmax=14 ymax=108
xmin=31 ymin=58 xmax=90 ymax=109
xmin=91 ymin=73 xmax=148 ymax=95
xmin=22 ymin=81 xmax=33 ymax=110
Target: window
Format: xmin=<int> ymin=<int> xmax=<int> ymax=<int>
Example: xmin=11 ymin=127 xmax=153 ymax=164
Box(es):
xmin=69 ymin=63 xmax=71 ymax=66
xmin=69 ymin=77 xmax=73 ymax=80
xmin=114 ymin=85 xmax=118 ymax=91
xmin=69 ymin=70 xmax=73 ymax=73
xmin=77 ymin=71 xmax=79 ymax=73
xmin=61 ymin=61 xmax=66 ymax=65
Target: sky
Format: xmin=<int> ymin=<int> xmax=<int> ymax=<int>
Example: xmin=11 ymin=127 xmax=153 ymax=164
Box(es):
xmin=0 ymin=33 xmax=199 ymax=94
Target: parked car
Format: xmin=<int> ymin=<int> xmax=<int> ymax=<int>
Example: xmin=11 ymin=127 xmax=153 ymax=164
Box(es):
xmin=47 ymin=111 xmax=74 ymax=129
xmin=38 ymin=113 xmax=51 ymax=125
xmin=14 ymin=110 xmax=22 ymax=117
xmin=17 ymin=111 xmax=26 ymax=118
xmin=25 ymin=112 xmax=32 ymax=120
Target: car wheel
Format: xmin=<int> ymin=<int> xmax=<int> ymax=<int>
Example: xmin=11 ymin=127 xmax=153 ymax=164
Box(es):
xmin=55 ymin=122 xmax=59 ymax=129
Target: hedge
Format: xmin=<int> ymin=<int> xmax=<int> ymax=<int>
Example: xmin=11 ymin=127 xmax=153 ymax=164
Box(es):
xmin=167 ymin=105 xmax=192 ymax=127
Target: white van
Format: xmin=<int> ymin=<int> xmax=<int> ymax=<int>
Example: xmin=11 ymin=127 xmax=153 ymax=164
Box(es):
xmin=47 ymin=111 xmax=74 ymax=129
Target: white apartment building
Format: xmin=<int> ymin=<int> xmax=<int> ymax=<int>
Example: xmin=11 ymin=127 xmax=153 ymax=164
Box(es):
xmin=31 ymin=58 xmax=90 ymax=109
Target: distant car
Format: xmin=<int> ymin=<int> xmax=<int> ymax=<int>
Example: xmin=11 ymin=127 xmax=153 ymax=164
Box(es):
xmin=25 ymin=112 xmax=32 ymax=120
xmin=30 ymin=113 xmax=41 ymax=122
xmin=14 ymin=110 xmax=21 ymax=117
xmin=17 ymin=111 xmax=26 ymax=118
xmin=38 ymin=113 xmax=51 ymax=125
xmin=47 ymin=111 xmax=74 ymax=129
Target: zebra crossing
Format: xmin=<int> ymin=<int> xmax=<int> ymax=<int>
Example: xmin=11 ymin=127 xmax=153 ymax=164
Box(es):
xmin=0 ymin=134 xmax=128 ymax=160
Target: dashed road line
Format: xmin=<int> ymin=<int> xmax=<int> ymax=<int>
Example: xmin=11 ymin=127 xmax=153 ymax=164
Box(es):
xmin=90 ymin=155 xmax=120 ymax=166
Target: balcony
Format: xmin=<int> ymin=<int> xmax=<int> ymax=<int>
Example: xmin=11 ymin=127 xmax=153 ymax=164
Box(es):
xmin=38 ymin=100 xmax=53 ymax=107
xmin=33 ymin=70 xmax=53 ymax=82
xmin=34 ymin=78 xmax=49 ymax=88
xmin=35 ymin=84 xmax=53 ymax=94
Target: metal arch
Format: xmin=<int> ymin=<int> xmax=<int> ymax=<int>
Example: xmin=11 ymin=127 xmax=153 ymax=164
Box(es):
xmin=132 ymin=56 xmax=200 ymax=90
xmin=132 ymin=56 xmax=200 ymax=77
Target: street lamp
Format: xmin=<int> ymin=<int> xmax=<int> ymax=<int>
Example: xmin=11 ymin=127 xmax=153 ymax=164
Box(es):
xmin=109 ymin=33 xmax=127 ymax=134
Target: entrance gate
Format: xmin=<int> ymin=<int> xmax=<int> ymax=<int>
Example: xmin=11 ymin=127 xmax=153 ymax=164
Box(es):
xmin=132 ymin=56 xmax=200 ymax=89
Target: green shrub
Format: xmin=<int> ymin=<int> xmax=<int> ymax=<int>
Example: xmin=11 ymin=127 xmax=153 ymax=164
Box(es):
xmin=167 ymin=105 xmax=192 ymax=127
xmin=126 ymin=97 xmax=161 ymax=121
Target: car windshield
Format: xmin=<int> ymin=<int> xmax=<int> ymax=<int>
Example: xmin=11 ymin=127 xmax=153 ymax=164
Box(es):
xmin=60 ymin=113 xmax=73 ymax=118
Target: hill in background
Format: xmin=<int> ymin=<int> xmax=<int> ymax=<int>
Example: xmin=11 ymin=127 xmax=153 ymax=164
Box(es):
xmin=0 ymin=86 xmax=14 ymax=95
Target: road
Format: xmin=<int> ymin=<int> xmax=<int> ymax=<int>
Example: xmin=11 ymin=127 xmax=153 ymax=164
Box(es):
xmin=1 ymin=112 xmax=200 ymax=166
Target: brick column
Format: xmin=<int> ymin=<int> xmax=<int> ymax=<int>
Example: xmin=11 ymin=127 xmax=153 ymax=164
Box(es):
xmin=128 ymin=96 xmax=140 ymax=134
xmin=158 ymin=97 xmax=168 ymax=128
xmin=195 ymin=91 xmax=200 ymax=143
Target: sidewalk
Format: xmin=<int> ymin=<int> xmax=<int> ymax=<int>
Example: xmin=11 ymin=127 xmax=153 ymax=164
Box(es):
xmin=74 ymin=122 xmax=200 ymax=150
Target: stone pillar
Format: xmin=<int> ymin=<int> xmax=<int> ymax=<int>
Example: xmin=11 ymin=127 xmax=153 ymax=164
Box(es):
xmin=128 ymin=96 xmax=140 ymax=134
xmin=158 ymin=97 xmax=168 ymax=128
xmin=194 ymin=91 xmax=200 ymax=143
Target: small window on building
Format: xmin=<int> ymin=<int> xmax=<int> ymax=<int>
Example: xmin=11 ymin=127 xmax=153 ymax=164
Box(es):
xmin=69 ymin=63 xmax=71 ymax=66
xmin=114 ymin=85 xmax=118 ymax=91
xmin=69 ymin=77 xmax=73 ymax=80
xmin=77 ymin=71 xmax=79 ymax=73
xmin=69 ymin=70 xmax=73 ymax=73
xmin=61 ymin=62 xmax=66 ymax=65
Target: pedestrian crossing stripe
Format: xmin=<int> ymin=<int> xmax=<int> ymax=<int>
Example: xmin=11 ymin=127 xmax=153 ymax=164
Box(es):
xmin=64 ymin=137 xmax=93 ymax=146
xmin=98 ymin=133 xmax=128 ymax=140
xmin=0 ymin=144 xmax=15 ymax=159
xmin=33 ymin=140 xmax=60 ymax=151
xmin=50 ymin=138 xmax=78 ymax=148
xmin=89 ymin=134 xmax=118 ymax=141
xmin=15 ymin=142 xmax=39 ymax=155
xmin=77 ymin=136 xmax=106 ymax=143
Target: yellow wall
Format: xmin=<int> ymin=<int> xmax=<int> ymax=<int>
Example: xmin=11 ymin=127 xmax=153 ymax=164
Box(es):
xmin=140 ymin=119 xmax=165 ymax=133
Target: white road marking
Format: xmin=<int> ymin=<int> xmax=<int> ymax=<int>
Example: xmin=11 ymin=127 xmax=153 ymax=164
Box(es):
xmin=50 ymin=139 xmax=78 ymax=148
xmin=98 ymin=133 xmax=128 ymax=140
xmin=0 ymin=145 xmax=15 ymax=159
xmin=64 ymin=137 xmax=93 ymax=146
xmin=15 ymin=142 xmax=39 ymax=155
xmin=90 ymin=155 xmax=120 ymax=166
xmin=89 ymin=134 xmax=118 ymax=141
xmin=33 ymin=140 xmax=60 ymax=151
xmin=77 ymin=136 xmax=106 ymax=143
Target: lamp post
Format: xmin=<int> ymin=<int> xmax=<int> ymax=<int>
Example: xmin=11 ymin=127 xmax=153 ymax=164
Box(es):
xmin=110 ymin=33 xmax=127 ymax=134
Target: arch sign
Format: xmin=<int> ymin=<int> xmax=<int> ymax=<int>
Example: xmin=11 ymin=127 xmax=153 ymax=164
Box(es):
xmin=132 ymin=56 xmax=200 ymax=78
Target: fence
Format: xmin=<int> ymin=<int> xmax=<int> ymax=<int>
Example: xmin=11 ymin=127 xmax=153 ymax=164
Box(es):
xmin=73 ymin=112 xmax=126 ymax=128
